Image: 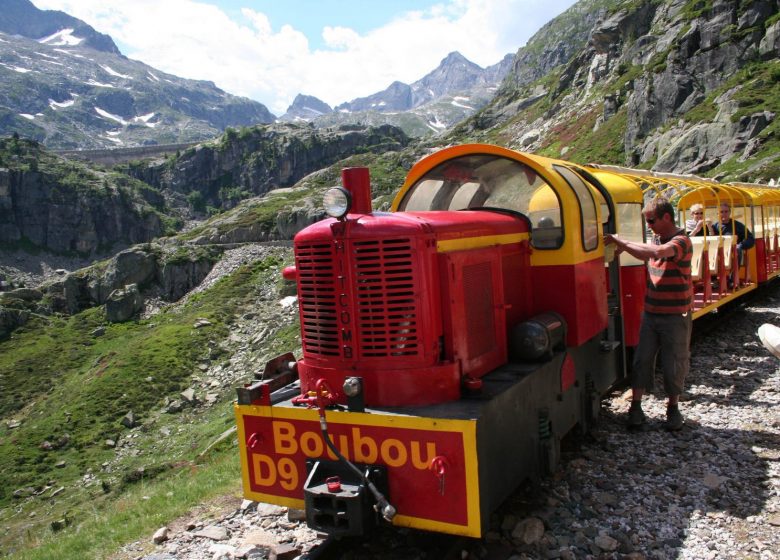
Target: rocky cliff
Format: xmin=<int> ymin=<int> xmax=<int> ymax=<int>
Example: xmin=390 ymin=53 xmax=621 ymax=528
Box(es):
xmin=0 ymin=137 xmax=168 ymax=254
xmin=463 ymin=0 xmax=780 ymax=180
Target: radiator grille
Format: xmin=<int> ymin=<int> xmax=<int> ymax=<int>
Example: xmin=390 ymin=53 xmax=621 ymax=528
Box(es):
xmin=297 ymin=242 xmax=339 ymax=356
xmin=354 ymin=238 xmax=420 ymax=358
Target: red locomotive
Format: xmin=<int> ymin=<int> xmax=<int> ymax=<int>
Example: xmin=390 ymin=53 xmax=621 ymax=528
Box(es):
xmin=235 ymin=144 xmax=779 ymax=537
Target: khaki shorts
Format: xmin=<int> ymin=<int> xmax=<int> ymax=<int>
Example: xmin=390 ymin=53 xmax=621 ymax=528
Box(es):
xmin=632 ymin=311 xmax=693 ymax=397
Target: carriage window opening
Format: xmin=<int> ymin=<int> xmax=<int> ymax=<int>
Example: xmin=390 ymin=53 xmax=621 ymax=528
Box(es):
xmin=554 ymin=165 xmax=598 ymax=251
xmin=616 ymin=203 xmax=645 ymax=266
xmin=447 ymin=182 xmax=484 ymax=210
xmin=529 ymin=184 xmax=563 ymax=249
xmin=753 ymin=207 xmax=764 ymax=239
xmin=402 ymin=179 xmax=445 ymax=211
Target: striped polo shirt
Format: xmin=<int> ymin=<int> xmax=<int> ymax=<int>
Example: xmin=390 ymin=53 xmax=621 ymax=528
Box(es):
xmin=645 ymin=229 xmax=693 ymax=314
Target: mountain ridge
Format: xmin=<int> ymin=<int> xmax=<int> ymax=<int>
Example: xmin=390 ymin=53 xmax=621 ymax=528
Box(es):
xmin=280 ymin=50 xmax=514 ymax=135
xmin=0 ymin=0 xmax=275 ymax=149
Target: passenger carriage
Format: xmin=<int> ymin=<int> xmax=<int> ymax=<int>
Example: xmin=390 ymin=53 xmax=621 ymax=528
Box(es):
xmin=234 ymin=144 xmax=779 ymax=539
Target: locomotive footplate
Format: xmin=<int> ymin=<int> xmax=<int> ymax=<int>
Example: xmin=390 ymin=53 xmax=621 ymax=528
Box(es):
xmin=303 ymin=460 xmax=388 ymax=537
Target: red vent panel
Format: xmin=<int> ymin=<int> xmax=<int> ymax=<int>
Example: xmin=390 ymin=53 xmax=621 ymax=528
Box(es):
xmin=354 ymin=238 xmax=421 ymax=358
xmin=296 ymin=242 xmax=339 ymax=356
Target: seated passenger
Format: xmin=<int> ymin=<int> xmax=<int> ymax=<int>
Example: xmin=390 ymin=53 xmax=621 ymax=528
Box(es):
xmin=714 ymin=203 xmax=754 ymax=265
xmin=685 ymin=204 xmax=714 ymax=237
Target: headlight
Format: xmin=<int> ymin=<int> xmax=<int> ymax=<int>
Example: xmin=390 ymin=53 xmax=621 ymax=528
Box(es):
xmin=342 ymin=376 xmax=362 ymax=397
xmin=323 ymin=187 xmax=351 ymax=219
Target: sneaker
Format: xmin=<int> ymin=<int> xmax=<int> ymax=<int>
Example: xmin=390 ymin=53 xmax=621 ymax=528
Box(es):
xmin=665 ymin=405 xmax=684 ymax=431
xmin=627 ymin=401 xmax=646 ymax=427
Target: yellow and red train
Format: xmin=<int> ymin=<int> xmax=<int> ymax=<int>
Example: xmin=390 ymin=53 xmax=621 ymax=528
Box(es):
xmin=234 ymin=144 xmax=780 ymax=538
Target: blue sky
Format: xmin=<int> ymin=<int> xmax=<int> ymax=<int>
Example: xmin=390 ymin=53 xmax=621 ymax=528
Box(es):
xmin=217 ymin=1 xmax=446 ymax=51
xmin=33 ymin=0 xmax=579 ymax=115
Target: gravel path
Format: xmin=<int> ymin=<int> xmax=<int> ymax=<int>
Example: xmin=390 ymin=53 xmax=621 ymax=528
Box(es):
xmin=124 ymin=285 xmax=780 ymax=560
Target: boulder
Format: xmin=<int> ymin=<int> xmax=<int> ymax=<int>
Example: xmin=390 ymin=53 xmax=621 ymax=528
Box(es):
xmin=120 ymin=411 xmax=137 ymax=428
xmin=159 ymin=259 xmax=214 ymax=302
xmin=0 ymin=306 xmax=29 ymax=339
xmin=105 ymin=284 xmax=143 ymax=323
xmin=760 ymin=20 xmax=780 ymax=58
xmin=101 ymin=247 xmax=158 ymax=298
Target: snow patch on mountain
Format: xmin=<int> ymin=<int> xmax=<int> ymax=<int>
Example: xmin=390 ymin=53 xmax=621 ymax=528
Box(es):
xmin=451 ymin=97 xmax=474 ymax=110
xmin=133 ymin=113 xmax=158 ymax=128
xmin=39 ymin=28 xmax=83 ymax=47
xmin=85 ymin=79 xmax=114 ymax=88
xmin=49 ymin=98 xmax=75 ymax=109
xmin=100 ymin=64 xmax=132 ymax=79
xmin=52 ymin=48 xmax=87 ymax=61
xmin=95 ymin=107 xmax=127 ymax=125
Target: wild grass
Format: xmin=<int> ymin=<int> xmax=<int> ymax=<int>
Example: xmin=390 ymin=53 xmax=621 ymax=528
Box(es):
xmin=0 ymin=254 xmax=292 ymax=557
xmin=11 ymin=451 xmax=242 ymax=560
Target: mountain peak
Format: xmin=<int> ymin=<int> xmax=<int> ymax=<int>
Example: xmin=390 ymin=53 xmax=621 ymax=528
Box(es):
xmin=279 ymin=94 xmax=333 ymax=122
xmin=441 ymin=51 xmax=471 ymax=64
xmin=0 ymin=0 xmax=120 ymax=54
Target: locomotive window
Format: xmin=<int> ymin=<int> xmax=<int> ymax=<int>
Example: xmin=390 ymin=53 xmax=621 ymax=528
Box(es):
xmin=398 ymin=154 xmax=564 ymax=249
xmin=554 ymin=165 xmax=598 ymax=251
xmin=400 ymin=153 xmax=559 ymax=211
xmin=402 ymin=179 xmax=450 ymax=211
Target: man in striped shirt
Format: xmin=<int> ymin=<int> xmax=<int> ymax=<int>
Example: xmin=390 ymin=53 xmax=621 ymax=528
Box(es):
xmin=604 ymin=198 xmax=693 ymax=431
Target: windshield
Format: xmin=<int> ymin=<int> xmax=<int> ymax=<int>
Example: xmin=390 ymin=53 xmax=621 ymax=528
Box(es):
xmin=398 ymin=155 xmax=554 ymax=212
xmin=398 ymin=154 xmax=563 ymax=248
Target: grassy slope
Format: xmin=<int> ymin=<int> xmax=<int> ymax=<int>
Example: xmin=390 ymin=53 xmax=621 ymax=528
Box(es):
xmin=0 ymin=253 xmax=296 ymax=558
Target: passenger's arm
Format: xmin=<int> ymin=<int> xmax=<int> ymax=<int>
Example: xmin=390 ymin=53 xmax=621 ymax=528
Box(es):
xmin=740 ymin=222 xmax=755 ymax=250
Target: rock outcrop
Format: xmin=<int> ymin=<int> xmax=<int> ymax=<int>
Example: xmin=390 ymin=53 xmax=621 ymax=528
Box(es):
xmin=475 ymin=0 xmax=779 ymax=179
xmin=125 ymin=123 xmax=409 ymax=207
xmin=36 ymin=243 xmax=219 ymax=318
xmin=0 ymin=139 xmax=165 ymax=254
xmin=105 ymin=283 xmax=143 ymax=323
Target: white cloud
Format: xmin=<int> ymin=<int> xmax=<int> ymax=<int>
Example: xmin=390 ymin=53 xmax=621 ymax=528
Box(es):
xmin=33 ymin=0 xmax=577 ymax=116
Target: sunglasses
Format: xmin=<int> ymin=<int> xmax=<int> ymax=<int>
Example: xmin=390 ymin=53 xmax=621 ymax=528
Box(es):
xmin=646 ymin=217 xmax=656 ymax=225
